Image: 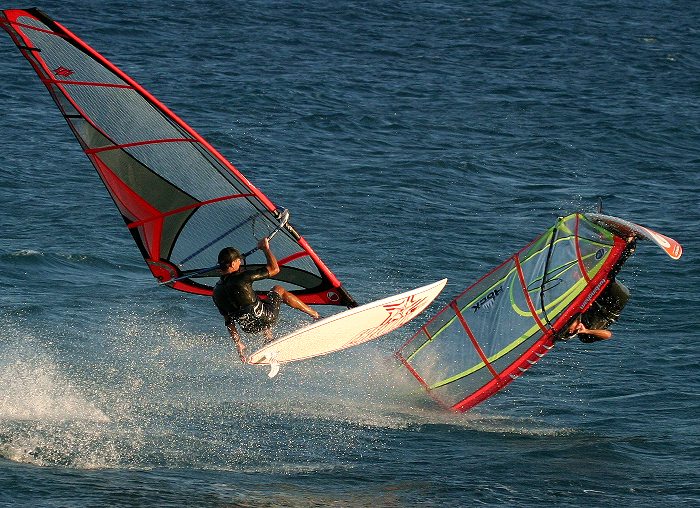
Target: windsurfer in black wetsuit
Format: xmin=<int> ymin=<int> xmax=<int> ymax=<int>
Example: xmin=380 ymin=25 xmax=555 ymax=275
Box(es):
xmin=565 ymin=315 xmax=613 ymax=343
xmin=213 ymin=237 xmax=320 ymax=362
xmin=562 ymin=236 xmax=636 ymax=344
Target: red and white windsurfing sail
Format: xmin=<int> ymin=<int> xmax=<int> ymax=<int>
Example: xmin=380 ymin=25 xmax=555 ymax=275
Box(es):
xmin=1 ymin=8 xmax=355 ymax=306
xmin=396 ymin=213 xmax=682 ymax=412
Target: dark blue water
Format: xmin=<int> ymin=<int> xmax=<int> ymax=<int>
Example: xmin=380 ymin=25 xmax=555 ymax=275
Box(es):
xmin=1 ymin=1 xmax=698 ymax=506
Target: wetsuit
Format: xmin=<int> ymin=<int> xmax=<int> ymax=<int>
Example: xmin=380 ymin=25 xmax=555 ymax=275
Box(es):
xmin=569 ymin=281 xmax=630 ymax=343
xmin=212 ymin=266 xmax=282 ymax=334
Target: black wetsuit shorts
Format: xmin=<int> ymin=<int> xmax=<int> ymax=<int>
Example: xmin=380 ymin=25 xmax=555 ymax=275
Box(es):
xmin=234 ymin=290 xmax=282 ymax=334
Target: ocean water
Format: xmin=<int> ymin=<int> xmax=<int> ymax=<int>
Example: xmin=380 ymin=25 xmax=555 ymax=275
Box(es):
xmin=0 ymin=0 xmax=698 ymax=506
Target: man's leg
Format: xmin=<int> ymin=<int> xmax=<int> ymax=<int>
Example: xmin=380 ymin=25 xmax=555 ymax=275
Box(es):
xmin=273 ymin=285 xmax=320 ymax=319
xmin=262 ymin=327 xmax=274 ymax=344
xmin=226 ymin=320 xmax=247 ymax=362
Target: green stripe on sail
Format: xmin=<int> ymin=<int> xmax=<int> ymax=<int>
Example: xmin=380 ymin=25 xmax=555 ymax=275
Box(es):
xmin=428 ymin=277 xmax=587 ymax=390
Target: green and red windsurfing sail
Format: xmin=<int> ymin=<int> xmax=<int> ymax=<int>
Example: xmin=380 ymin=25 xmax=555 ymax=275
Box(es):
xmin=1 ymin=8 xmax=355 ymax=307
xmin=396 ymin=213 xmax=682 ymax=412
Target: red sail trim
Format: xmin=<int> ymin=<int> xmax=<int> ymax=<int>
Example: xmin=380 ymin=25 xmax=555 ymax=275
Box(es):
xmin=295 ymin=236 xmax=342 ymax=288
xmin=287 ymin=292 xmax=340 ymax=306
xmin=127 ymin=193 xmax=255 ymax=229
xmin=0 ymin=17 xmax=66 ymax=37
xmin=403 ymin=362 xmax=431 ymax=391
xmin=2 ymin=21 xmax=118 ymax=147
xmin=147 ymin=260 xmax=213 ymax=296
xmin=395 ymin=328 xmax=450 ymax=407
xmin=170 ymin=281 xmax=211 ymax=296
xmin=40 ymin=77 xmax=134 ymax=89
xmin=514 ymin=255 xmax=548 ymax=333
xmin=169 ymin=280 xmax=211 ymax=296
xmin=86 ymin=138 xmax=197 ymax=154
xmin=90 ymin=155 xmax=162 ymax=260
xmin=277 ymin=251 xmax=311 ymax=266
xmin=451 ymin=301 xmax=500 ymax=380
xmin=451 ymin=335 xmax=555 ymax=412
xmin=573 ymin=214 xmax=591 ymax=283
xmin=397 ymin=352 xmax=432 ymax=391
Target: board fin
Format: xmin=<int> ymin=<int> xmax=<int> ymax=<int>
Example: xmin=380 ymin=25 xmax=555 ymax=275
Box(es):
xmin=268 ymin=362 xmax=280 ymax=378
xmin=263 ymin=352 xmax=280 ymax=378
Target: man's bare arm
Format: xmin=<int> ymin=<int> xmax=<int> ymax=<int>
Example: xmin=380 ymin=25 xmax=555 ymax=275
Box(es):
xmin=258 ymin=237 xmax=280 ymax=277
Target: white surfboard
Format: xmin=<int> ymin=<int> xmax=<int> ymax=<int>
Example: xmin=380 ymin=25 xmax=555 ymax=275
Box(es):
xmin=247 ymin=278 xmax=447 ymax=377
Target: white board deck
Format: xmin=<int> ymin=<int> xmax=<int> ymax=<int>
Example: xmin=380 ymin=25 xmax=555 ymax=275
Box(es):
xmin=247 ymin=279 xmax=447 ymax=371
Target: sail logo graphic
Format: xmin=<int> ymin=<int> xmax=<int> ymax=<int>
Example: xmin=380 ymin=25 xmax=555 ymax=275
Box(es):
xmin=578 ymin=279 xmax=606 ymax=311
xmin=472 ymin=286 xmax=503 ymax=312
xmin=53 ymin=66 xmax=74 ymax=78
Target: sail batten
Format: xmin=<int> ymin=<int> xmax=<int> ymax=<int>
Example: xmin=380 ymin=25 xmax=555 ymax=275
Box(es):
xmin=86 ymin=138 xmax=197 ymax=154
xmin=42 ymin=79 xmax=135 ymax=89
xmin=2 ymin=8 xmax=355 ymax=307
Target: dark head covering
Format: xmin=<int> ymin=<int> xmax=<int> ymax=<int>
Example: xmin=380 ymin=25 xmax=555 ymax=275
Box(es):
xmin=218 ymin=247 xmax=242 ymax=269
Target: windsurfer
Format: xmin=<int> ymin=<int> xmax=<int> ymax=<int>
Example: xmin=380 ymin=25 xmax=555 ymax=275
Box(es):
xmin=213 ymin=237 xmax=320 ymax=362
xmin=565 ymin=315 xmax=613 ymax=343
